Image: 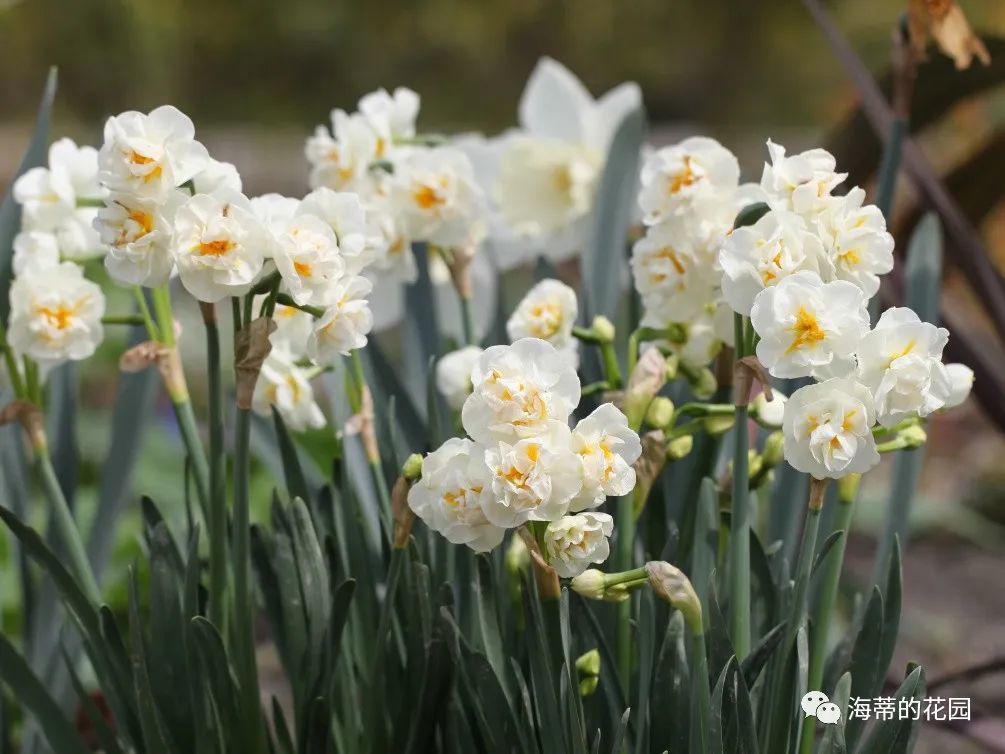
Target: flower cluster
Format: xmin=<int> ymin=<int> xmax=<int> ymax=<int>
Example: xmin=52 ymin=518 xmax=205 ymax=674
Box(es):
xmin=631 ymin=137 xmax=973 ymax=479
xmin=411 ymin=337 xmax=642 ymax=577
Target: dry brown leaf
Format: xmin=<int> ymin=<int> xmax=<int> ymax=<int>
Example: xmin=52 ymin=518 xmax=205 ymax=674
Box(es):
xmin=908 ymin=0 xmax=990 ymax=69
xmin=234 ymin=316 xmax=276 ymax=410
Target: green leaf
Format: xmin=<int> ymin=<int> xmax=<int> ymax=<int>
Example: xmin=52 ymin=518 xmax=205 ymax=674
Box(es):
xmin=858 ymin=666 xmax=926 ymax=754
xmin=473 ymin=555 xmax=508 ymax=695
xmin=651 ymin=611 xmax=689 ymax=754
xmin=811 ymin=530 xmax=844 ymax=579
xmin=127 ymin=571 xmax=176 ymax=754
xmin=44 ymin=363 xmax=78 ymax=505
xmin=844 ymin=587 xmax=885 ymax=750
xmin=0 ymin=67 xmax=57 ymax=321
xmin=0 ymin=633 xmax=90 ymax=754
xmin=62 ymin=646 xmax=125 ymax=754
xmin=272 ymin=408 xmax=313 ymax=505
xmin=732 ymin=203 xmax=770 ymax=230
xmin=818 ymin=672 xmax=851 ymax=754
xmin=691 ymin=478 xmax=718 ymax=629
xmin=581 ymin=105 xmax=646 ymax=323
xmin=740 ymin=622 xmax=785 ymax=690
xmin=609 ymin=709 xmax=631 ymax=754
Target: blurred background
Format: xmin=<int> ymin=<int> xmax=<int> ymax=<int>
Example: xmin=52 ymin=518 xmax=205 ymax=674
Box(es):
xmin=2 ymin=0 xmax=1005 ymax=750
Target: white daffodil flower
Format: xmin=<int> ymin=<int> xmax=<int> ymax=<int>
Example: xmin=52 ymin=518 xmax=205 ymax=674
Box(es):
xmin=814 ymin=187 xmax=894 ymax=298
xmin=719 ymin=209 xmax=825 ymax=316
xmin=306 ymin=275 xmax=373 ymax=362
xmin=782 ymin=377 xmax=880 ymax=479
xmin=478 ymin=420 xmax=583 ymax=527
xmin=544 ymin=512 xmax=615 ymax=578
xmin=305 ymin=110 xmax=382 ymax=194
xmin=273 ymin=215 xmax=345 ymax=306
xmin=98 ymin=105 xmax=209 ymax=199
xmin=752 ymin=390 xmax=787 ymax=428
xmin=759 ymin=140 xmax=846 ymax=218
xmin=638 ymin=136 xmax=740 ymax=226
xmin=364 ymin=203 xmax=417 ymax=283
xmin=632 ymin=218 xmax=722 ymax=322
xmin=8 ymin=262 xmax=105 ymax=367
xmin=496 ymin=136 xmax=601 ymax=236
xmin=251 ymin=350 xmax=326 ymax=432
xmin=12 ymin=231 xmax=60 ymax=276
xmin=645 ymin=304 xmax=724 ymax=369
xmin=506 ymin=278 xmax=579 ymax=354
xmin=751 ymin=271 xmax=869 ymax=380
xmin=171 ymin=191 xmax=271 ymax=302
xmin=357 ymin=86 xmax=420 ymax=146
xmin=14 ymin=138 xmax=102 ymax=231
xmin=435 ymin=345 xmax=484 ymax=411
xmin=856 ymin=307 xmax=952 ymax=426
xmin=97 ymin=190 xmax=186 ymax=287
xmin=191 ymin=158 xmax=243 ymax=197
xmin=297 ymin=187 xmax=374 ymax=275
xmin=392 ymin=146 xmax=485 ymax=248
xmin=461 ymin=337 xmax=581 ymax=445
xmin=407 ymin=438 xmax=505 ymax=553
xmin=943 ymin=363 xmax=974 ymax=409
xmin=570 ymin=403 xmax=642 ymax=510
xmin=250 ymin=193 xmax=301 ymax=240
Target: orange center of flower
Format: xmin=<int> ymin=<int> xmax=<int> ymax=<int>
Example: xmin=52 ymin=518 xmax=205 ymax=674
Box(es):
xmin=668 ymin=157 xmax=697 ymax=194
xmin=38 ymin=304 xmax=74 ymax=330
xmin=413 ymin=184 xmax=445 ymax=210
xmin=786 ymin=306 xmax=825 ymax=354
xmin=198 ymin=239 xmax=235 ymax=257
xmin=293 ymin=261 xmax=313 ymax=277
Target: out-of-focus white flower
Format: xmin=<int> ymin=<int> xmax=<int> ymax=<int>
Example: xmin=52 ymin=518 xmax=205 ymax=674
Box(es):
xmin=638 ymin=137 xmax=740 ymax=225
xmin=358 ymin=87 xmax=420 ymax=145
xmin=55 ymin=209 xmax=104 ymax=260
xmin=647 ymin=304 xmax=724 ymax=368
xmin=815 ymin=187 xmax=893 ymax=297
xmin=751 ymin=271 xmax=869 ymax=379
xmin=752 ymin=390 xmax=787 ymax=428
xmin=496 ymin=137 xmax=601 ymax=235
xmin=306 ymin=110 xmax=382 ymax=193
xmin=759 ymin=140 xmax=846 ymax=218
xmin=478 ymin=420 xmax=582 ymax=527
xmin=273 ymin=215 xmax=344 ymax=306
xmin=506 ymin=278 xmax=578 ymax=354
xmin=407 ymin=438 xmax=505 ymax=553
xmin=297 ymin=188 xmax=374 ymax=274
xmin=856 ymin=307 xmax=952 ymax=426
xmin=393 ymin=146 xmax=485 ymax=248
xmin=8 ymin=262 xmax=105 ymax=367
xmin=943 ymin=363 xmax=974 ymax=409
xmin=12 ymin=231 xmax=60 ymax=276
xmin=97 ymin=190 xmax=185 ymax=287
xmin=306 ymin=275 xmax=373 ymax=362
xmin=251 ymin=350 xmax=326 ymax=432
xmin=365 ymin=206 xmax=417 ymax=283
xmin=250 ymin=193 xmax=301 ymax=239
xmin=462 ymin=337 xmax=581 ymax=445
xmin=544 ymin=512 xmax=614 ymax=578
xmin=171 ymin=191 xmax=270 ymax=302
xmin=98 ymin=105 xmax=209 ymax=198
xmin=435 ymin=345 xmax=484 ymax=411
xmin=632 ymin=219 xmax=721 ymax=321
xmin=14 ymin=139 xmax=102 ymax=230
xmin=191 ymin=158 xmax=243 ymax=196
xmin=719 ymin=209 xmax=824 ymax=316
xmin=570 ymin=403 xmax=641 ymax=510
xmin=782 ymin=377 xmax=880 ymax=479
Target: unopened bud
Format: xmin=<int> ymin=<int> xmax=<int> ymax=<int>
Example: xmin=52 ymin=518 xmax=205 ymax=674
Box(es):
xmin=645 ymin=397 xmax=675 ymax=429
xmin=570 ymin=569 xmax=608 ymax=601
xmin=579 ymin=676 xmax=599 ymax=697
xmin=505 ymin=533 xmax=530 ymax=576
xmin=747 ymin=450 xmax=763 ymax=480
xmin=752 ymin=390 xmax=786 ymax=428
xmin=691 ymin=367 xmax=717 ymax=400
xmin=703 ymin=414 xmax=736 ymax=436
xmin=666 ymin=435 xmax=694 ymax=461
xmin=591 ymin=315 xmax=616 ymax=343
xmin=645 ymin=561 xmax=703 ymax=634
xmin=575 ymin=649 xmax=600 ymax=678
xmin=761 ymin=431 xmax=784 ymax=467
xmin=402 ymin=453 xmax=423 ymax=481
xmin=664 ymin=353 xmax=680 ymax=381
xmin=900 ymin=424 xmax=927 ymax=449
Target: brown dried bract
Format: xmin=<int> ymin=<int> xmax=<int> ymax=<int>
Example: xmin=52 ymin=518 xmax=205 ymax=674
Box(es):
xmin=517 ymin=526 xmax=561 ymax=600
xmin=733 ymin=355 xmax=773 ymax=407
xmin=120 ymin=341 xmax=189 ymax=402
xmin=908 ymin=0 xmax=990 ymax=69
xmin=234 ymin=316 xmax=276 ymax=410
xmin=0 ymin=400 xmax=47 ymax=451
xmin=391 ymin=475 xmax=416 ymax=550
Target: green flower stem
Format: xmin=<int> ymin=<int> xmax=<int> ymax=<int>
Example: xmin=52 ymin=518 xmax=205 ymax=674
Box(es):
xmin=871 ymin=416 xmax=921 ymax=437
xmin=347 ymin=349 xmax=393 ymax=518
xmin=132 ymin=286 xmax=159 ymax=341
xmin=580 ymin=380 xmax=611 ymax=397
xmin=151 ymin=286 xmax=176 ymax=347
xmin=626 ymin=325 xmax=686 ymax=376
xmin=798 ymin=474 xmax=859 ymax=754
xmin=172 ymin=396 xmax=211 ymax=524
xmin=0 ymin=323 xmax=25 ymax=399
xmin=34 ymin=445 xmax=101 ymax=605
xmin=614 ymin=493 xmax=635 ymax=688
xmin=100 ymin=314 xmax=147 ymax=326
xmin=665 ymin=418 xmax=705 ymax=441
xmin=689 ymin=629 xmax=711 ymax=754
xmin=459 ymin=294 xmax=476 ymax=347
xmin=728 ymin=313 xmax=751 ymax=659
xmin=201 ymin=303 xmax=228 ymax=631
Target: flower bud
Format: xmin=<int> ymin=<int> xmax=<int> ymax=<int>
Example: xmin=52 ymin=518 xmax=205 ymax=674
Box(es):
xmin=570 ymin=569 xmax=608 ymax=601
xmin=505 ymin=532 xmax=530 ymax=576
xmin=664 ymin=353 xmax=680 ymax=381
xmin=645 ymin=396 xmax=675 ymax=429
xmin=703 ymin=414 xmax=736 ymax=436
xmin=690 ymin=367 xmax=717 ymax=400
xmin=666 ymin=435 xmax=694 ymax=461
xmin=761 ymin=431 xmax=785 ymax=468
xmin=575 ymin=649 xmax=601 ymax=678
xmin=579 ymin=676 xmax=599 ymax=697
xmin=900 ymin=424 xmax=927 ymax=449
xmin=645 ymin=561 xmax=702 ymax=634
xmin=591 ymin=315 xmax=616 ymax=343
xmin=752 ymin=390 xmax=786 ymax=428
xmin=402 ymin=453 xmax=424 ymax=481
xmin=747 ymin=450 xmax=763 ymax=480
